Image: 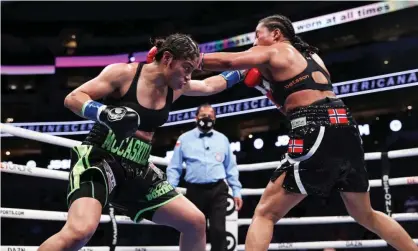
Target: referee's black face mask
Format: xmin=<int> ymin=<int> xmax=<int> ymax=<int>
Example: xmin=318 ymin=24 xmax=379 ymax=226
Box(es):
xmin=196 ymin=106 xmax=216 ymax=132
xmin=197 ymin=116 xmax=215 ymax=131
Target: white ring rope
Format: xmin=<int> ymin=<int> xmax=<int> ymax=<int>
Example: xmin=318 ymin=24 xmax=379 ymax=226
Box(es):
xmin=2 ymin=162 xmax=417 ymax=195
xmin=2 ymin=239 xmax=418 ymax=251
xmin=0 ymin=207 xmax=154 ymax=225
xmin=0 ymin=123 xmax=81 ymax=148
xmin=2 ymin=207 xmax=417 ymax=226
xmin=237 ymin=213 xmax=418 ymax=226
xmin=2 ymin=207 xmax=417 ymax=250
xmin=237 ymin=239 xmax=418 ymax=250
xmin=0 ymin=123 xmax=167 ymax=166
xmin=240 ymin=176 xmax=418 ymax=195
xmin=2 ymin=123 xmax=418 ymax=170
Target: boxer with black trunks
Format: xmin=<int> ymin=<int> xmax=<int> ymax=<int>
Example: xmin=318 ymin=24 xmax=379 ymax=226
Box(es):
xmin=196 ymin=15 xmax=418 ymax=251
xmin=38 ymin=33 xmax=246 ymax=251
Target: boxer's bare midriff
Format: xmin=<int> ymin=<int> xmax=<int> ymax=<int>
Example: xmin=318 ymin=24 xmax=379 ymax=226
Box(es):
xmin=283 ymin=90 xmax=336 ymax=115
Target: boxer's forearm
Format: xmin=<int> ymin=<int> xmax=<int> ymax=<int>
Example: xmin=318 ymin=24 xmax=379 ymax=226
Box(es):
xmin=201 ymin=52 xmax=236 ymax=71
xmin=183 ymin=76 xmax=227 ymax=96
xmin=64 ymin=91 xmax=92 ymax=117
xmin=202 ymin=47 xmax=273 ymax=71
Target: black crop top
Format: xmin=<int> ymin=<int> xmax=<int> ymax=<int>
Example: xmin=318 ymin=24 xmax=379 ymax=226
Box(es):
xmin=266 ymin=52 xmax=332 ymax=106
xmin=83 ymin=63 xmax=173 ymax=145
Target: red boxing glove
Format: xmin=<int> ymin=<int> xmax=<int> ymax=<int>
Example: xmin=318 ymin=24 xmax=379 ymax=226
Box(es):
xmin=252 ymin=78 xmax=282 ymax=109
xmin=146 ymin=46 xmax=158 ymax=63
xmin=243 ymin=68 xmax=262 ymax=88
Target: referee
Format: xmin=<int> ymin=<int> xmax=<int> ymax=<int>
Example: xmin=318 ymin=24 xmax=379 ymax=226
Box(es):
xmin=167 ymin=103 xmax=243 ymax=251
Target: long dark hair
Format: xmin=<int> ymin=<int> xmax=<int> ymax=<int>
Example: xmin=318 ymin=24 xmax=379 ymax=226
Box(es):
xmin=259 ymin=14 xmax=319 ymax=54
xmin=150 ymin=33 xmax=200 ymax=62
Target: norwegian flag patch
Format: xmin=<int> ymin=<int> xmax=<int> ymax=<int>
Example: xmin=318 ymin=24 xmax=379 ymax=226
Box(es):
xmin=328 ymin=108 xmax=348 ymax=124
xmin=288 ymin=139 xmax=304 ymax=153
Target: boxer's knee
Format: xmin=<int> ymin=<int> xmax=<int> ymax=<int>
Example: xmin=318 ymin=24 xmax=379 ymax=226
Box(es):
xmin=254 ymin=204 xmax=283 ymax=223
xmin=61 ymin=217 xmax=98 ymax=243
xmin=62 ymin=197 xmax=102 ymax=246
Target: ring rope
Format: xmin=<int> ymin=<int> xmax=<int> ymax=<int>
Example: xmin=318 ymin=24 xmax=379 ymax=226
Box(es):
xmin=0 ymin=123 xmax=167 ymax=166
xmin=2 ymin=123 xmax=418 ymax=170
xmin=2 ymin=238 xmax=418 ymax=251
xmin=2 ymin=163 xmax=417 ymax=195
xmin=1 ymin=207 xmax=417 ymax=226
xmin=237 ymin=239 xmax=418 ymax=250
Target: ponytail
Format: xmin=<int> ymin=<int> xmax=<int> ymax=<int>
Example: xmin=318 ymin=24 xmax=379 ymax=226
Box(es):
xmin=150 ymin=37 xmax=165 ymax=49
xmin=291 ymin=35 xmax=319 ymax=54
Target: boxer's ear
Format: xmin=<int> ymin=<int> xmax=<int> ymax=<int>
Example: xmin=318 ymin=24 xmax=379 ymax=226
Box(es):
xmin=272 ymin=28 xmax=282 ymax=42
xmin=162 ymin=51 xmax=174 ymax=67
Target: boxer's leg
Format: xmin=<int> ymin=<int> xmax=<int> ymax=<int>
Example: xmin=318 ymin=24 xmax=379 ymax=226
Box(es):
xmin=245 ymin=172 xmax=306 ymax=251
xmin=39 ymin=182 xmax=105 ymax=251
xmin=39 ymin=145 xmax=109 ymax=251
xmin=127 ymin=163 xmax=207 ymax=251
xmin=152 ymin=195 xmax=207 ymax=251
xmin=341 ymin=192 xmax=418 ymax=251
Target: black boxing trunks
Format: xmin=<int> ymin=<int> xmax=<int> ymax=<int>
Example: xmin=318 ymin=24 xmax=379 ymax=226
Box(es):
xmin=67 ymin=131 xmax=180 ymax=222
xmin=271 ymin=97 xmax=370 ymax=196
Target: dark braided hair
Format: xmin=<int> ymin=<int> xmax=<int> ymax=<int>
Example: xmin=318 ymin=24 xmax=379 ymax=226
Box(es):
xmin=151 ymin=33 xmax=200 ymax=62
xmin=259 ymin=15 xmax=319 ymax=54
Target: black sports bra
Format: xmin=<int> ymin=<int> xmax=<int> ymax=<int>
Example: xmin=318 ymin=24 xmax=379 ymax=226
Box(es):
xmin=264 ymin=52 xmax=333 ymax=106
xmin=104 ymin=63 xmax=173 ymax=132
xmin=83 ymin=63 xmax=173 ymax=146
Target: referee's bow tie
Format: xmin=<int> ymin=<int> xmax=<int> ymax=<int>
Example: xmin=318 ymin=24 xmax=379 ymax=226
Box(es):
xmin=199 ymin=132 xmax=213 ymax=138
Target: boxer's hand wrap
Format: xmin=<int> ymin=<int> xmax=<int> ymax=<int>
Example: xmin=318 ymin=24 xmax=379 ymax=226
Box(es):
xmin=219 ymin=70 xmax=245 ymax=89
xmin=82 ymin=100 xmax=140 ymax=142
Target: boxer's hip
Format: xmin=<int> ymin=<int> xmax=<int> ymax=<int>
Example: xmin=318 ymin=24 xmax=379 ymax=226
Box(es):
xmin=271 ymin=97 xmax=368 ymax=196
xmin=285 ymin=97 xmax=360 ymax=159
xmin=287 ymin=97 xmax=356 ymax=130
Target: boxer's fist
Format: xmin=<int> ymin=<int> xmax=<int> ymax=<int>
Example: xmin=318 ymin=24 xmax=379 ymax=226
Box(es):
xmin=243 ymin=68 xmax=262 ymax=88
xmin=146 ymin=46 xmax=158 ymax=63
xmin=99 ymin=106 xmax=140 ymax=142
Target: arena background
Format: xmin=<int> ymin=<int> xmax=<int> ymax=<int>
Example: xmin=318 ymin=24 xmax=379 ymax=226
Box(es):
xmin=1 ymin=1 xmax=418 ymax=250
